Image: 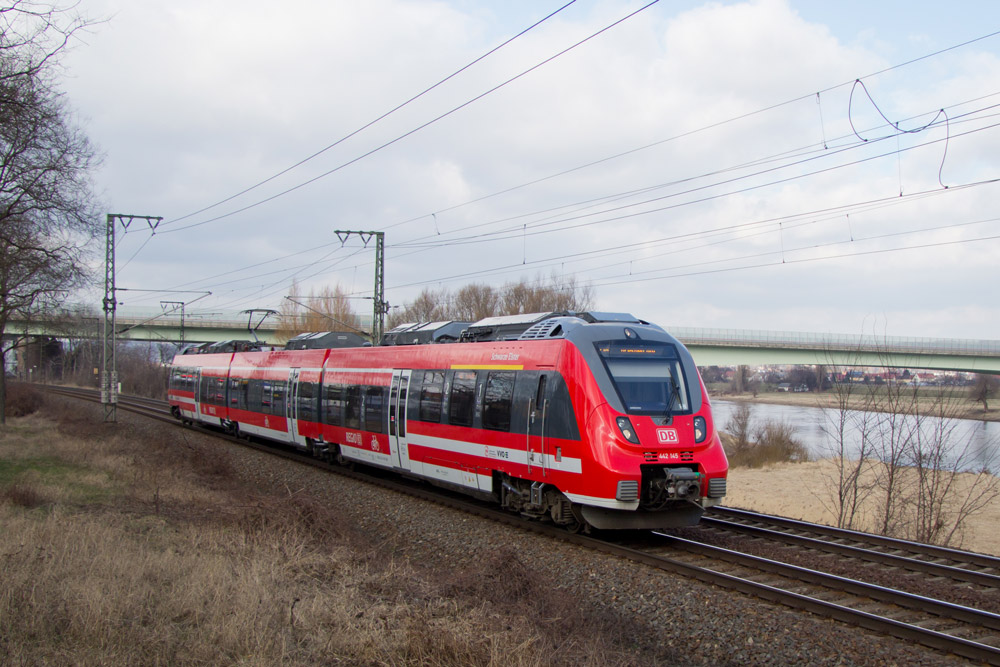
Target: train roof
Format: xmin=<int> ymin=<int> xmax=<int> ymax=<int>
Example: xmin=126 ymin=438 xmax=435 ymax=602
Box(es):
xmin=285 ymin=331 xmax=370 ymax=350
xmin=380 ymin=320 xmax=470 ymax=346
xmin=458 ymin=311 xmax=650 ymax=343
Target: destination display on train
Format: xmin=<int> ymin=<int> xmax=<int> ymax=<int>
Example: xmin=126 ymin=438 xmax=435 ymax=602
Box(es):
xmin=596 ymin=341 xmax=678 ymax=359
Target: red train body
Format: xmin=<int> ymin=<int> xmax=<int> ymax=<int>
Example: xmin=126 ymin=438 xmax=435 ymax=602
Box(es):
xmin=168 ymin=312 xmax=728 ymax=529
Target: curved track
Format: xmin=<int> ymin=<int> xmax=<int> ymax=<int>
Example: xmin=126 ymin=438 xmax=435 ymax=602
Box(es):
xmin=43 ymin=385 xmax=1000 ymax=665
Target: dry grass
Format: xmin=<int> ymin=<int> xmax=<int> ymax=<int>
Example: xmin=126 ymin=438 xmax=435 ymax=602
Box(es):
xmin=0 ymin=396 xmax=640 ymax=666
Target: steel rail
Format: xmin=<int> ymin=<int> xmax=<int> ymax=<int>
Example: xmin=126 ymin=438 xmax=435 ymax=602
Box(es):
xmin=710 ymin=506 xmax=1000 ymax=572
xmin=699 ymin=514 xmax=1000 ymax=588
xmin=610 ymin=535 xmax=1000 ymax=665
xmin=655 ymin=533 xmax=1000 ymax=631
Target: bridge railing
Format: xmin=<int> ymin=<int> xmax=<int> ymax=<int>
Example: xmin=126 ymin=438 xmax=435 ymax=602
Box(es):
xmin=111 ymin=307 xmax=373 ymax=331
xmin=669 ymin=326 xmax=1000 ymax=357
xmin=11 ymin=305 xmax=998 ymax=357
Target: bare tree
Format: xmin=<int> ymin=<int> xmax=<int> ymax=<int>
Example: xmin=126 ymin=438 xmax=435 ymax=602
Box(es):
xmin=452 ymin=283 xmax=499 ymax=321
xmin=387 ymin=286 xmax=450 ymax=328
xmin=730 ymin=365 xmax=748 ymax=394
xmin=277 ymin=280 xmax=361 ymax=341
xmin=869 ymin=372 xmax=923 ymax=537
xmin=724 ymin=402 xmax=754 ymax=452
xmin=818 ymin=336 xmax=999 ymax=546
xmin=1 ymin=2 xmax=101 ymax=423
xmin=969 ymin=374 xmax=998 ymax=412
xmin=500 ymin=273 xmax=594 ymax=314
xmin=819 ymin=355 xmax=878 ymax=530
xmin=390 ymin=273 xmax=596 ymax=326
xmin=906 ymin=388 xmax=1000 ymax=547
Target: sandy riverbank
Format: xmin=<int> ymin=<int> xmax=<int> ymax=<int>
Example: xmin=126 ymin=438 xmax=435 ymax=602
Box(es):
xmin=712 ymin=389 xmax=1000 ymax=423
xmin=726 ymin=459 xmax=1000 ymax=556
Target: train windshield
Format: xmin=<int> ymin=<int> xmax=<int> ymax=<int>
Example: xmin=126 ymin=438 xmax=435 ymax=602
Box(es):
xmin=595 ymin=340 xmax=689 ymax=415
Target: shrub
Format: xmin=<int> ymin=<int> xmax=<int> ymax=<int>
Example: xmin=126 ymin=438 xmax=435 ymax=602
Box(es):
xmin=4 ymin=383 xmax=44 ymax=417
xmin=2 ymin=483 xmax=48 ymax=508
xmin=722 ymin=417 xmax=808 ymax=468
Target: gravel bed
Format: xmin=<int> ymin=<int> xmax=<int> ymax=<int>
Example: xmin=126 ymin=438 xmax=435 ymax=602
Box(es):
xmin=115 ymin=407 xmax=968 ymax=665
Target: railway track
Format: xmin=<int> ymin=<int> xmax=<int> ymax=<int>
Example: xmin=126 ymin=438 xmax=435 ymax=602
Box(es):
xmin=694 ymin=506 xmax=1000 ymax=612
xmin=705 ymin=506 xmax=1000 ymax=585
xmin=43 ymin=385 xmax=1000 ymax=665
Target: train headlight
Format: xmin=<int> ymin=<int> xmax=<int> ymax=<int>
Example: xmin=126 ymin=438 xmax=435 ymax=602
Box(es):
xmin=693 ymin=416 xmax=707 ymax=443
xmin=616 ymin=416 xmax=640 ymax=444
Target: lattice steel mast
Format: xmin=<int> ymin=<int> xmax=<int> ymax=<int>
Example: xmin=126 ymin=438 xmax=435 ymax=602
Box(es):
xmin=334 ymin=230 xmax=387 ymax=343
xmin=102 ymin=213 xmax=162 ymax=422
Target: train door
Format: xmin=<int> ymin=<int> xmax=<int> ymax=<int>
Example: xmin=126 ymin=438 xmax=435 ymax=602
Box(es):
xmin=526 ymin=374 xmax=549 ymax=477
xmin=388 ymin=369 xmax=412 ymax=470
xmin=193 ymin=368 xmax=204 ymax=419
xmin=287 ymin=368 xmax=307 ymax=448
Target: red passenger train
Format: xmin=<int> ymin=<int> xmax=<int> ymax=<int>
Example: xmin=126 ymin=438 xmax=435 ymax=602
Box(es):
xmin=168 ymin=312 xmax=728 ymax=530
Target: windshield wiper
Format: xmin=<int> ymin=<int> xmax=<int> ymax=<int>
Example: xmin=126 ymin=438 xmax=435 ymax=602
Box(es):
xmin=666 ymin=373 xmax=682 ymax=416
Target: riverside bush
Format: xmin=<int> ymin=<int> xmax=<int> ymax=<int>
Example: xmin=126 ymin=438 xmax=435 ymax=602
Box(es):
xmin=722 ymin=413 xmax=809 ymax=468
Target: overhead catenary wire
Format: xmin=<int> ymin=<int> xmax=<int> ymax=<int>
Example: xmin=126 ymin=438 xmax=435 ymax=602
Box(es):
xmin=381 ymin=29 xmax=1000 ymax=234
xmin=146 ymin=109 xmax=999 ymax=312
xmin=106 ymin=2 xmax=582 ymax=285
xmin=163 ymin=0 xmax=581 ymax=227
xmin=384 ymin=182 xmax=1000 ymax=292
xmin=132 ymin=30 xmax=1000 ymax=309
xmin=392 ymin=114 xmax=999 ymax=251
xmin=157 ymin=0 xmax=663 ymax=235
xmin=169 ymin=120 xmax=1000 ymax=311
xmin=158 ymin=93 xmax=999 ymax=311
xmin=123 ymin=28 xmax=996 ymax=316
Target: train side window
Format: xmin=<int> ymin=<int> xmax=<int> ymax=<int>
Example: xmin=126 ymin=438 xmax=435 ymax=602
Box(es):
xmin=345 ymin=386 xmax=361 ymax=429
xmin=388 ymin=376 xmax=400 ymax=436
xmin=398 ymin=377 xmax=408 ymax=437
xmin=322 ymin=383 xmax=344 ymax=426
xmin=214 ymin=377 xmax=227 ymax=405
xmin=261 ymin=381 xmax=273 ymax=410
xmin=535 ymin=375 xmax=547 ymax=409
xmin=483 ymin=371 xmax=515 ymax=432
xmin=202 ymin=377 xmax=225 ymax=406
xmin=271 ymin=380 xmax=286 ymax=416
xmin=248 ymin=379 xmax=263 ymax=412
xmin=229 ymin=378 xmax=240 ymax=405
xmin=298 ymin=381 xmax=317 ymax=422
xmin=543 ymin=374 xmax=581 ymax=441
xmin=419 ymin=371 xmax=445 ymax=422
xmin=448 ymin=370 xmax=477 ymax=427
xmin=364 ymin=386 xmax=384 ymax=433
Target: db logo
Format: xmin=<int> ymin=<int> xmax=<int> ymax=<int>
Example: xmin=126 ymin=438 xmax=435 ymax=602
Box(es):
xmin=656 ymin=428 xmax=679 ymax=444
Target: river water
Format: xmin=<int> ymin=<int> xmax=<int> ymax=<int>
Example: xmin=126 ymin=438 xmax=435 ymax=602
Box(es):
xmin=711 ymin=399 xmax=1000 ymax=473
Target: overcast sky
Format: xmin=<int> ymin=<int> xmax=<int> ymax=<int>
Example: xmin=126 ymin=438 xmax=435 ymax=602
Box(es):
xmin=57 ymin=0 xmax=1000 ymax=340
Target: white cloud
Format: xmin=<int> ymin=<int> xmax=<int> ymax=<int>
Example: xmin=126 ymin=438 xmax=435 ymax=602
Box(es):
xmin=59 ymin=0 xmax=1000 ymax=339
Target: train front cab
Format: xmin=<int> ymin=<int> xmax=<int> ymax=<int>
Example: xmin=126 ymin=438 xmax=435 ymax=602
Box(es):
xmin=562 ymin=322 xmax=729 ymax=530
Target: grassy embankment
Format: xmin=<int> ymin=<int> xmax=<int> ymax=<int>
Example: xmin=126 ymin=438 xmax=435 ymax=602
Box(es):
xmin=0 ymin=385 xmax=638 ymax=666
